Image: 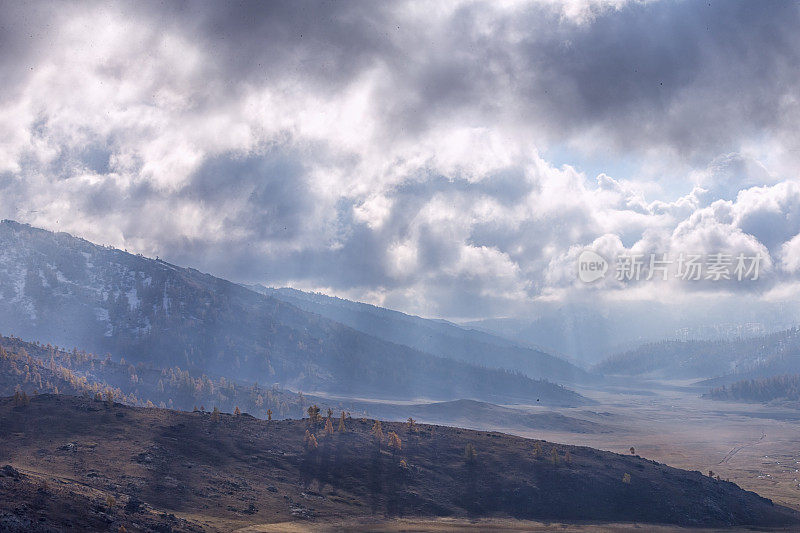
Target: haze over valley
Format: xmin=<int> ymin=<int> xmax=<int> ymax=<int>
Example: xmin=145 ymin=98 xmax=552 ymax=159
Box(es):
xmin=4 ymin=0 xmax=800 ymax=530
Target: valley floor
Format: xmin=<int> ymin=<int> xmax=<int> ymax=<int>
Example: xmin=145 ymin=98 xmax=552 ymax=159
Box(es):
xmin=233 ymin=517 xmax=794 ymax=532
xmin=305 ymin=376 xmax=800 ymax=516
xmin=489 ymin=379 xmax=800 ymax=514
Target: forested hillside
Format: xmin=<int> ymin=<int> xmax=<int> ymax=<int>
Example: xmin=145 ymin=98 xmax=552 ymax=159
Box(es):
xmin=255 ymin=286 xmax=590 ymax=383
xmin=595 ymin=328 xmax=800 ymax=379
xmin=0 ymin=334 xmax=313 ymax=418
xmin=0 ymin=221 xmax=585 ymax=405
xmin=709 ymin=374 xmax=800 ymax=405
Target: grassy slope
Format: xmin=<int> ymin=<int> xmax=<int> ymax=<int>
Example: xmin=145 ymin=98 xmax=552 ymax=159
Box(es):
xmin=0 ymin=395 xmax=797 ymax=532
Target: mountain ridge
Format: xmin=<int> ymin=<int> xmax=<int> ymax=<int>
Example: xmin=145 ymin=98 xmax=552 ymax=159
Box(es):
xmin=250 ymin=285 xmax=591 ymax=383
xmin=0 ymin=220 xmax=584 ymax=406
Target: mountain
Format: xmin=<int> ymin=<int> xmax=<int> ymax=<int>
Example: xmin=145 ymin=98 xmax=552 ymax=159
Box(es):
xmin=251 ymin=286 xmax=591 ymax=383
xmin=0 ymin=220 xmax=584 ymax=405
xmin=464 ymin=304 xmax=800 ymax=366
xmin=595 ymin=328 xmax=800 ymax=379
xmin=2 ymin=395 xmax=797 ymax=531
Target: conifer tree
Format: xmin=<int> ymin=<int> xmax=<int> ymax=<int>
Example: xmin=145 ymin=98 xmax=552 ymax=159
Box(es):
xmin=388 ymin=431 xmax=402 ymax=453
xmin=307 ymin=405 xmax=321 ymax=426
xmin=304 ymin=430 xmax=318 ymax=450
xmin=533 ymin=441 xmax=542 ymax=458
xmin=371 ymin=420 xmax=383 ymax=443
xmin=464 ymin=443 xmax=477 ymax=464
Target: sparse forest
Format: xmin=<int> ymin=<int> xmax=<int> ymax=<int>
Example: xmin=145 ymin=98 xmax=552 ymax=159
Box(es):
xmin=710 ymin=374 xmax=800 ymax=404
xmin=0 ymin=334 xmax=317 ymax=419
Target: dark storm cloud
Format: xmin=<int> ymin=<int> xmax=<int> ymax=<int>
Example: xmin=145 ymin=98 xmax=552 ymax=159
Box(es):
xmin=4 ymin=0 xmax=800 ymax=318
xmin=132 ymin=0 xmax=397 ymax=94
xmin=365 ymin=0 xmax=800 ymax=161
xmin=0 ymin=2 xmax=60 ymax=101
xmin=187 ymin=151 xmax=314 ymax=241
xmin=6 ymin=0 xmax=800 ymax=157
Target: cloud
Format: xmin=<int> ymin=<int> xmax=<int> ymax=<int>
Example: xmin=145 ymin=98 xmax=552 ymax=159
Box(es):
xmin=2 ymin=1 xmax=800 ymax=319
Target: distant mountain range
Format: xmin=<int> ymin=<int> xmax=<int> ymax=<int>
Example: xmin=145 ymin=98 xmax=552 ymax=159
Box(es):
xmin=466 ymin=306 xmax=799 ymax=365
xmin=0 ymin=220 xmax=585 ymax=406
xmin=251 ymin=286 xmax=591 ymax=383
xmin=595 ymin=328 xmax=800 ymax=381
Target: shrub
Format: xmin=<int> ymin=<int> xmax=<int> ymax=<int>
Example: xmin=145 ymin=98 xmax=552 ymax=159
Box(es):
xmin=12 ymin=389 xmax=29 ymax=407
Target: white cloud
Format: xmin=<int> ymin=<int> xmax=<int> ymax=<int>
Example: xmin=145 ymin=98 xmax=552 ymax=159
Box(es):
xmin=2 ymin=0 xmax=800 ymax=320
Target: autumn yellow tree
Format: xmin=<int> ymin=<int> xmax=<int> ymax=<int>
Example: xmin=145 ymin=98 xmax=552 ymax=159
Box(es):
xmin=387 ymin=431 xmax=402 ymax=453
xmin=304 ymin=430 xmax=318 ymax=450
xmin=371 ymin=420 xmax=383 ymax=444
xmin=307 ymin=405 xmax=321 ymax=426
xmin=550 ymin=447 xmax=559 ymax=465
xmin=337 ymin=411 xmax=346 ymax=432
xmin=533 ymin=441 xmax=542 ymax=458
xmin=323 ymin=416 xmax=334 ymax=436
xmin=104 ymin=389 xmax=115 ymax=407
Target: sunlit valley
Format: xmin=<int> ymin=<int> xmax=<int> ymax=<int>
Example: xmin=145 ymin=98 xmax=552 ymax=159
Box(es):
xmin=1 ymin=221 xmax=800 ymax=531
xmin=4 ymin=1 xmax=800 ymax=531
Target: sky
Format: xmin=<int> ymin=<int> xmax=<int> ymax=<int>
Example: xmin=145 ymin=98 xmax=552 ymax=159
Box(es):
xmin=2 ymin=0 xmax=800 ymax=322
